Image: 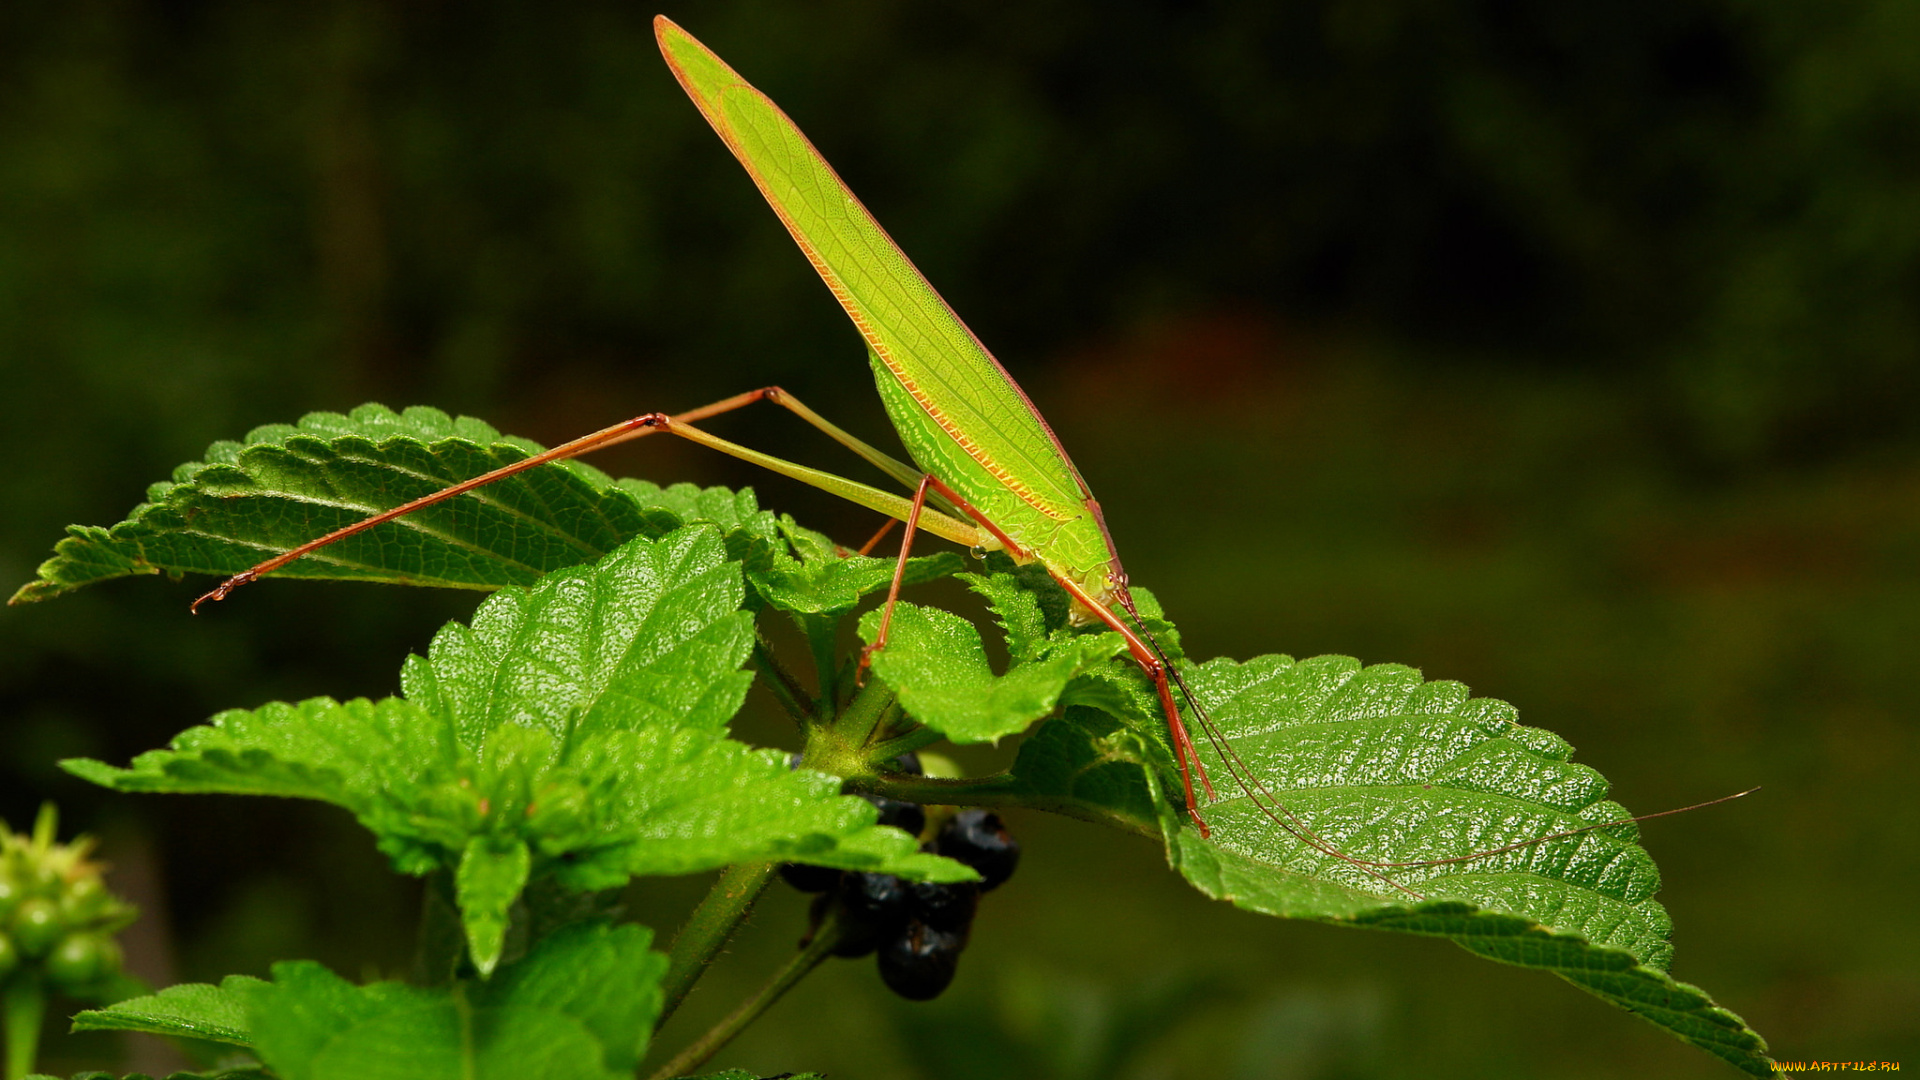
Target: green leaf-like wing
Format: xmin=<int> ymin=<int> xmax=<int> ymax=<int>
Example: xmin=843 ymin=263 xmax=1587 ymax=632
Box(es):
xmin=1004 ymin=653 xmax=1772 ymax=1076
xmin=66 ymin=527 xmax=969 ymax=961
xmin=10 ymin=403 xmax=780 ymax=603
xmin=242 ymin=922 xmax=662 ymax=1080
xmin=72 ymin=975 xmax=267 ymax=1046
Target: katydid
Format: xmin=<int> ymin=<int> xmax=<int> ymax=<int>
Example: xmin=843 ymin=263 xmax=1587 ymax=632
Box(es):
xmin=196 ymin=15 xmax=1233 ymax=837
xmin=193 ymin=17 xmax=1745 ymax=874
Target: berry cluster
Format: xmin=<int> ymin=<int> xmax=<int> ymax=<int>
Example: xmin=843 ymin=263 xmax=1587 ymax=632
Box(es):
xmin=781 ymin=757 xmax=1019 ymax=1001
xmin=0 ymin=805 xmax=135 ymax=998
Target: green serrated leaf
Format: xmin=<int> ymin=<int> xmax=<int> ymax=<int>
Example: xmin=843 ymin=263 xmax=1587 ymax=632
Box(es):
xmin=1007 ymin=653 xmax=1771 ymax=1076
xmin=748 ymin=514 xmax=963 ymax=617
xmin=71 ymin=975 xmax=267 ymax=1046
xmin=65 ymin=526 xmax=970 ymax=957
xmin=475 ymin=920 xmax=665 ymax=1073
xmin=961 ymin=558 xmax=1184 ymax=662
xmin=10 ymin=403 xmax=783 ymax=604
xmin=397 ymin=524 xmax=757 ymax=746
xmin=1173 ymin=657 xmax=1664 ymax=927
xmin=242 ymin=921 xmax=663 ymax=1080
xmin=957 ymin=571 xmax=1054 ymax=663
xmin=860 ymin=602 xmax=1127 ymax=743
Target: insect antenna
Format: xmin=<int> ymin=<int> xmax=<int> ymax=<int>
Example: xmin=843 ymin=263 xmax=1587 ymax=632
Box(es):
xmin=1357 ymin=786 xmax=1759 ymax=869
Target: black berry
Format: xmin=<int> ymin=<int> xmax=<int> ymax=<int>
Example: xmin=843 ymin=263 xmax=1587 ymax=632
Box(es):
xmin=838 ymin=872 xmax=912 ymax=931
xmin=877 ymin=920 xmax=964 ymax=1001
xmin=830 ymin=872 xmax=913 ymax=958
xmin=908 ymin=879 xmax=979 ymax=935
xmin=936 ymin=809 xmax=1020 ymax=892
xmin=867 ymin=796 xmax=926 ymax=839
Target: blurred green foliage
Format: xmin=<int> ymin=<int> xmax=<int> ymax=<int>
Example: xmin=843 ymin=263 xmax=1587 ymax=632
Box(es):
xmin=1 ymin=1 xmax=1915 ymax=1077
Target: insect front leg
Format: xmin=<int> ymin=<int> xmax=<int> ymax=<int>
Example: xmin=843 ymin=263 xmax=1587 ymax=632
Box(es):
xmin=859 ymin=473 xmax=939 ymax=680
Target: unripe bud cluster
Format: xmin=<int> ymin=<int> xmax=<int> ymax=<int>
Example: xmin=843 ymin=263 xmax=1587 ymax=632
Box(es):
xmin=0 ymin=805 xmax=136 ymax=997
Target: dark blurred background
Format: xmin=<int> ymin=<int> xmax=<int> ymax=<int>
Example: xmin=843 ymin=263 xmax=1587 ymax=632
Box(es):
xmin=2 ymin=1 xmax=1916 ymax=1076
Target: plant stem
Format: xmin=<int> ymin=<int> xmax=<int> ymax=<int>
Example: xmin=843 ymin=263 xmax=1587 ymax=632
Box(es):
xmin=646 ymin=912 xmax=844 ymax=1080
xmin=656 ymin=861 xmax=778 ymax=1028
xmin=3 ymin=972 xmax=46 ymax=1080
xmin=864 ymin=724 xmax=944 ymax=766
xmin=832 ymin=676 xmax=896 ymax=750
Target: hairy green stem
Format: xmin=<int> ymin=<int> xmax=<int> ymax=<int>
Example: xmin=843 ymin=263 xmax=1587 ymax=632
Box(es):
xmin=647 ymin=912 xmax=844 ymax=1080
xmin=656 ymin=861 xmax=778 ymax=1028
xmin=3 ymin=972 xmax=45 ymax=1080
xmin=801 ymin=676 xmax=898 ymax=781
xmin=832 ymin=677 xmax=896 ymax=750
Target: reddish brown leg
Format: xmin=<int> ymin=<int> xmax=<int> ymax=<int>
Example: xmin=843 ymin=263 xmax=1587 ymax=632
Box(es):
xmin=857 ymin=474 xmax=935 ymax=679
xmin=1152 ymin=662 xmax=1213 ymax=833
xmin=1050 ymin=574 xmax=1215 ymax=837
xmin=856 ymin=470 xmax=1027 ymax=678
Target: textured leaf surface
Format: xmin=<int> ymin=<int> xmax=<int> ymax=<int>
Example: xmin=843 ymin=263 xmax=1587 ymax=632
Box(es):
xmin=1000 ymin=705 xmax=1164 ymax=832
xmin=748 ymin=515 xmax=963 ymax=617
xmin=1006 ymin=651 xmax=1772 ymax=1076
xmin=10 ymin=404 xmax=782 ymax=603
xmin=957 ymin=568 xmax=1062 ymax=663
xmin=861 ymin=601 xmax=1125 ymax=743
xmin=65 ymin=528 xmax=968 ymax=957
xmin=72 ymin=976 xmax=266 ymax=1045
xmin=243 ymin=922 xmax=663 ymax=1080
